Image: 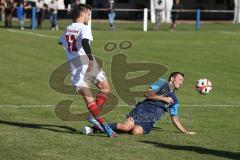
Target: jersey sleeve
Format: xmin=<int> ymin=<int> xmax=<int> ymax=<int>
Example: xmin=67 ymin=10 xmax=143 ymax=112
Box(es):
xmin=169 ymin=103 xmax=179 ymax=116
xmin=150 ymin=79 xmax=166 ymax=92
xmin=81 ymin=26 xmax=93 ymax=41
xmin=169 ymin=93 xmax=179 ymax=116
xmin=169 ymin=94 xmax=179 ymax=116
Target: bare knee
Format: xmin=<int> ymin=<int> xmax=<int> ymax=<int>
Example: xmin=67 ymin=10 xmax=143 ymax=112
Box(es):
xmin=131 ymin=126 xmax=144 ymax=135
xmin=76 ymin=86 xmax=94 ymax=104
xmin=118 ymin=123 xmax=132 ymax=132
xmin=102 ymin=88 xmax=110 ymax=96
xmin=97 ymin=81 xmax=110 ymax=96
xmin=101 ymin=89 xmax=110 ymax=97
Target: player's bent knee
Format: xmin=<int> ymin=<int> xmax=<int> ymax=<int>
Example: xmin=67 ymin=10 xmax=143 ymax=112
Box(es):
xmin=118 ymin=124 xmax=132 ymax=131
xmin=103 ymin=88 xmax=110 ymax=96
xmin=131 ymin=126 xmax=144 ymax=135
xmin=97 ymin=81 xmax=110 ymax=96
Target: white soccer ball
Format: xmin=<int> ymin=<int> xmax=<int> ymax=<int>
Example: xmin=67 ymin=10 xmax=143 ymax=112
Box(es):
xmin=196 ymin=78 xmax=212 ymax=94
xmin=81 ymin=126 xmax=93 ymax=135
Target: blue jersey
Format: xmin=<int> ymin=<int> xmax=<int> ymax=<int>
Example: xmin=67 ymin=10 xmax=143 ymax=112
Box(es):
xmin=143 ymin=78 xmax=179 ymax=116
xmin=17 ymin=6 xmax=24 ymax=20
xmin=128 ymin=78 xmax=179 ymax=133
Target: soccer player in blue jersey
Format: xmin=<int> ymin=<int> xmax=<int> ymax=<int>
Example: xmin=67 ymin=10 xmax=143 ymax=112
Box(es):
xmin=106 ymin=72 xmax=196 ymax=135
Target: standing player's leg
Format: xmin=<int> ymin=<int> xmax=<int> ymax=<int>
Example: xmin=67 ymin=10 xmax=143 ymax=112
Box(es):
xmin=80 ymin=63 xmax=117 ymax=137
xmin=96 ymin=79 xmax=110 ymax=109
xmin=73 ymin=63 xmax=104 ymax=128
xmin=77 ymin=86 xmax=104 ymax=125
xmin=77 ymin=86 xmax=117 ymax=137
xmin=87 ymin=80 xmax=110 ymax=130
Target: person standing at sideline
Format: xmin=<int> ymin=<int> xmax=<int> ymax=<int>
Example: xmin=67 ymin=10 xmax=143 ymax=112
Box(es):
xmin=48 ymin=0 xmax=59 ymax=30
xmin=36 ymin=0 xmax=45 ymax=29
xmin=108 ymin=0 xmax=115 ymax=31
xmin=170 ymin=0 xmax=182 ymax=31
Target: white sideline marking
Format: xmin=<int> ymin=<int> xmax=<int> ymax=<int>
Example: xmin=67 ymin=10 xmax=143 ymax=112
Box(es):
xmin=6 ymin=29 xmax=58 ymax=39
xmin=181 ymin=104 xmax=240 ymax=107
xmin=219 ymin=31 xmax=240 ymax=35
xmin=0 ymin=104 xmax=239 ymax=108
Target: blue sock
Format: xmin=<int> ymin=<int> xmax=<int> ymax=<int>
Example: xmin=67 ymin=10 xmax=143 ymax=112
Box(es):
xmin=109 ymin=123 xmax=117 ymax=131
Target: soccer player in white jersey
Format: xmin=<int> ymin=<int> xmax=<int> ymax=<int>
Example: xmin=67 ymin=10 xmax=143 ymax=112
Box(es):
xmin=59 ymin=4 xmax=117 ymax=138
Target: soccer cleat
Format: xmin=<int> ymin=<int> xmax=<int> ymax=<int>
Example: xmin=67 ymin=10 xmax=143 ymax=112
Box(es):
xmin=101 ymin=123 xmax=118 ymax=138
xmin=87 ymin=115 xmax=104 ymax=132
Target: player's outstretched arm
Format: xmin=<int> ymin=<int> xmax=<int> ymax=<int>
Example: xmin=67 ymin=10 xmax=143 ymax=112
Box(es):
xmin=171 ymin=116 xmax=196 ymax=135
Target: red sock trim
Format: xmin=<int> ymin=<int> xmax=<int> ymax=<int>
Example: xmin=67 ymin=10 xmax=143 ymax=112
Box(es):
xmin=96 ymin=93 xmax=107 ymax=108
xmin=96 ymin=117 xmax=104 ymax=124
xmin=87 ymin=102 xmax=104 ymax=124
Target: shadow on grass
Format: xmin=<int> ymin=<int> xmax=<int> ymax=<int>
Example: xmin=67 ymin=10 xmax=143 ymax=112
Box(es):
xmin=0 ymin=26 xmax=20 ymax=29
xmin=151 ymin=127 xmax=179 ymax=133
xmin=140 ymin=141 xmax=240 ymax=160
xmin=0 ymin=119 xmax=79 ymax=134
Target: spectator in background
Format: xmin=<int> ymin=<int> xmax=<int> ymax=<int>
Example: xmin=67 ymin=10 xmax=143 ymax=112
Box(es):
xmin=16 ymin=1 xmax=24 ymax=30
xmin=36 ymin=0 xmax=44 ymax=29
xmin=162 ymin=0 xmax=173 ymax=23
xmin=108 ymin=0 xmax=115 ymax=31
xmin=0 ymin=0 xmax=6 ymax=23
xmin=64 ymin=0 xmax=71 ymax=9
xmin=16 ymin=0 xmax=31 ymax=30
xmin=71 ymin=0 xmax=80 ymax=10
xmin=233 ymin=0 xmax=240 ymax=24
xmin=48 ymin=0 xmax=59 ymax=30
xmin=170 ymin=0 xmax=182 ymax=31
xmin=5 ymin=0 xmax=15 ymax=28
xmin=153 ymin=0 xmax=164 ymax=30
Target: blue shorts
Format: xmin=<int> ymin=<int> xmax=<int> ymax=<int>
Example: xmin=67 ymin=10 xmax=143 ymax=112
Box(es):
xmin=128 ymin=102 xmax=164 ymax=134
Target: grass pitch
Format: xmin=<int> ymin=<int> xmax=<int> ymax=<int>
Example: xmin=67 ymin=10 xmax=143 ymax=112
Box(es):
xmin=0 ymin=20 xmax=239 ymax=160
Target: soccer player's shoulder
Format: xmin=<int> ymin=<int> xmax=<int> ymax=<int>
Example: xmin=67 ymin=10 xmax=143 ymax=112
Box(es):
xmin=82 ymin=24 xmax=91 ymax=31
xmin=155 ymin=78 xmax=167 ymax=84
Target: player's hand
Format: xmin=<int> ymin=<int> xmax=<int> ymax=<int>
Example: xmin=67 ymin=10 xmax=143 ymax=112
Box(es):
xmin=87 ymin=60 xmax=94 ymax=73
xmin=186 ymin=131 xmax=196 ymax=135
xmin=58 ymin=40 xmax=62 ymax=45
xmin=164 ymin=97 xmax=174 ymax=104
xmin=176 ymin=4 xmax=183 ymax=12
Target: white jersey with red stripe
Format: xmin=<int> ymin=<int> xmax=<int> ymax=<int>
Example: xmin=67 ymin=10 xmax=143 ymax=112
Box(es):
xmin=59 ymin=22 xmax=106 ymax=88
xmin=60 ymin=23 xmax=93 ymax=55
xmin=60 ymin=22 xmax=93 ymax=59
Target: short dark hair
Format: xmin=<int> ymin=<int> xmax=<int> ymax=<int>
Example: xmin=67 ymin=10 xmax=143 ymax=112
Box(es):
xmin=168 ymin=72 xmax=184 ymax=81
xmin=72 ymin=4 xmax=92 ymax=22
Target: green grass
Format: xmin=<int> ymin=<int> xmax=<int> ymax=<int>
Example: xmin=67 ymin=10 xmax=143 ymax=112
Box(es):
xmin=0 ymin=20 xmax=239 ymax=160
